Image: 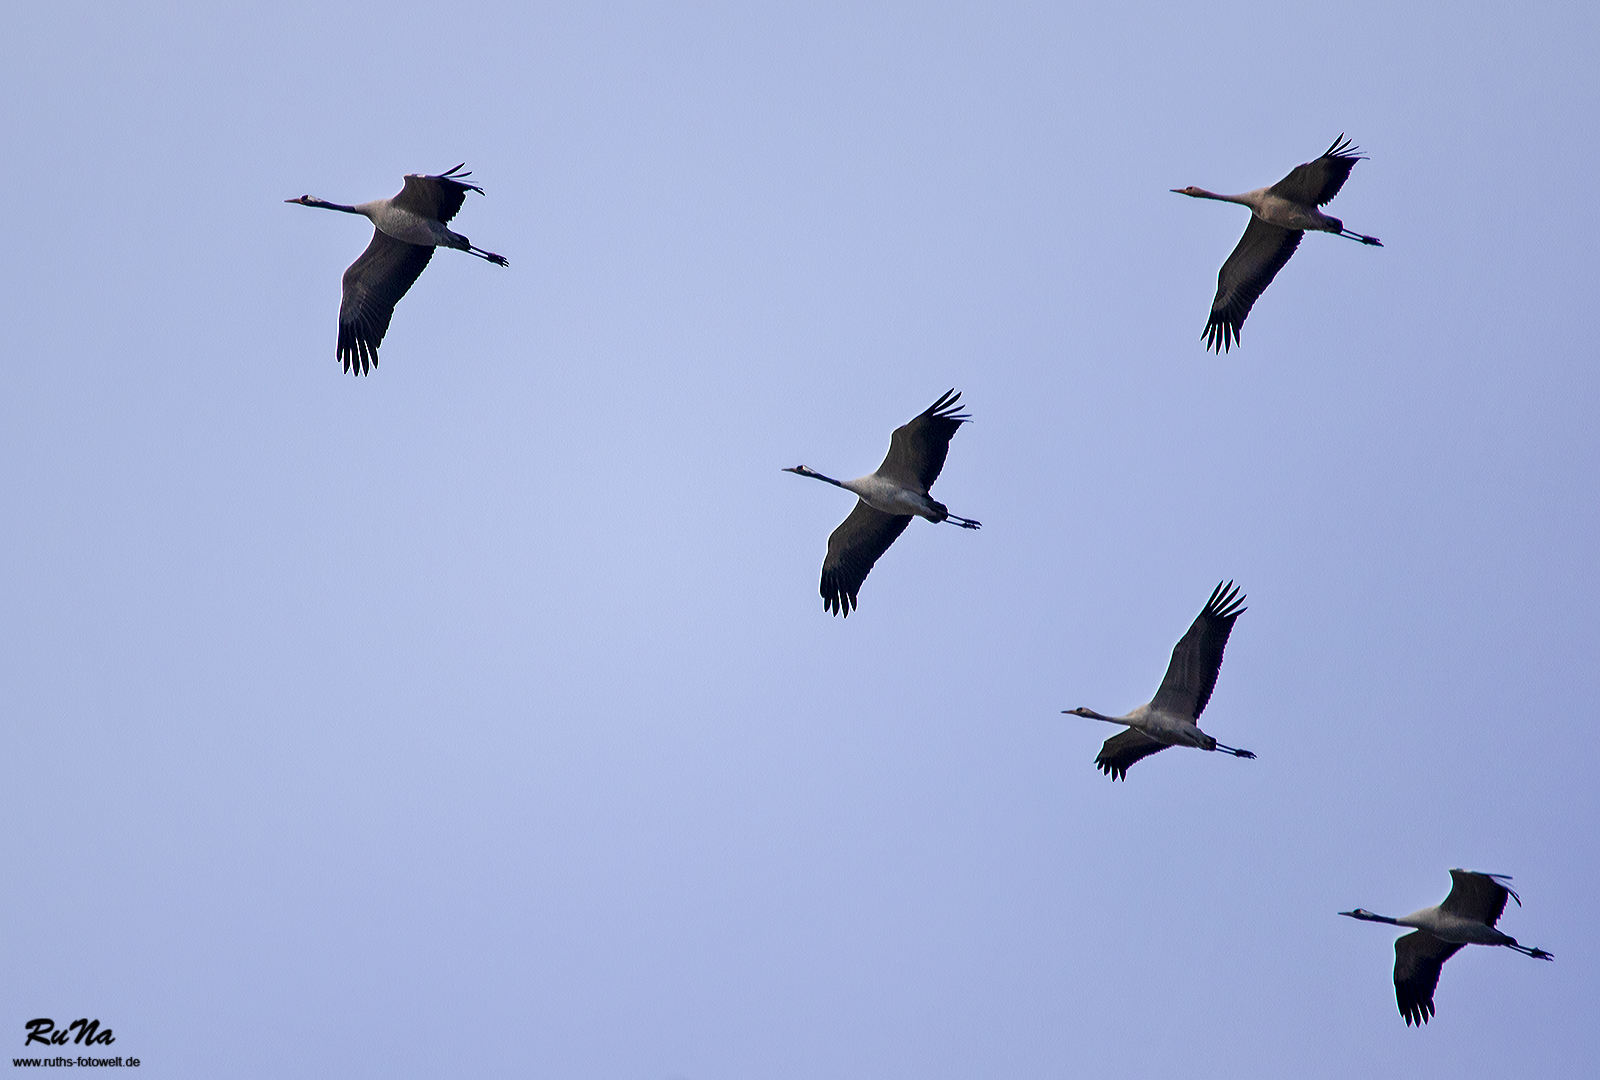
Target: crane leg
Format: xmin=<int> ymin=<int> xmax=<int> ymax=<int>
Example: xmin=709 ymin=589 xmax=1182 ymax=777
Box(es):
xmin=1339 ymin=229 xmax=1382 ymax=246
xmin=945 ymin=514 xmax=981 ymax=530
xmin=1213 ymin=742 xmax=1256 ymax=759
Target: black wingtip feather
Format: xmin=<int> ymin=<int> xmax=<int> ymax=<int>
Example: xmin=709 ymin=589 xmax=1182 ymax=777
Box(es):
xmin=1204 ymin=317 xmax=1239 ymax=354
xmin=430 ymin=163 xmax=486 ymax=196
xmin=820 ymin=572 xmax=858 ymax=617
xmin=1323 ymin=134 xmax=1367 ymax=161
xmin=1203 ymin=580 xmax=1247 ymax=621
xmin=336 ymin=329 xmax=376 ymax=375
xmin=923 ymin=388 xmax=971 ymax=424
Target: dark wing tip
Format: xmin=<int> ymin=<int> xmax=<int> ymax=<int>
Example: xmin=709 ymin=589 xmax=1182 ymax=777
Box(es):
xmin=1324 ymin=134 xmax=1367 ymax=161
xmin=1094 ymin=756 xmax=1128 ymax=781
xmin=1094 ymin=731 xmax=1170 ymax=780
xmin=1400 ymin=999 xmax=1434 ymax=1027
xmin=430 ymin=163 xmax=486 ymax=195
xmin=820 ymin=570 xmax=858 ymax=617
xmin=923 ymin=388 xmax=971 ymax=424
xmin=1203 ymin=314 xmax=1239 ymax=353
xmin=1203 ymin=580 xmax=1247 ymax=621
xmin=336 ymin=324 xmax=376 ymax=375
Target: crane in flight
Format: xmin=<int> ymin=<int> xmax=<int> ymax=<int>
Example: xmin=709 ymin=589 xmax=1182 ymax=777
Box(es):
xmin=287 ymin=165 xmax=508 ymax=374
xmin=785 ymin=390 xmax=980 ymax=616
xmin=1341 ymin=869 xmax=1554 ymax=1026
xmin=1064 ymin=581 xmax=1255 ymax=779
xmin=1173 ymin=135 xmax=1381 ymax=353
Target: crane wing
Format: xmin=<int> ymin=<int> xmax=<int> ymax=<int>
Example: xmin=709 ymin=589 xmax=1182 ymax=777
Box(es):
xmin=819 ymin=500 xmax=912 ymax=616
xmin=877 ymin=390 xmax=971 ymax=490
xmin=1151 ymin=582 xmax=1246 ymax=719
xmin=394 ymin=164 xmax=485 ymax=225
xmin=1270 ymin=135 xmax=1365 ymax=208
xmin=1440 ymin=869 xmax=1519 ymax=926
xmin=337 ymin=229 xmax=434 ymax=375
xmin=1393 ymin=930 xmax=1463 ymax=1027
xmin=1204 ymin=218 xmax=1302 ymax=353
xmin=1095 ymin=729 xmax=1170 ymax=781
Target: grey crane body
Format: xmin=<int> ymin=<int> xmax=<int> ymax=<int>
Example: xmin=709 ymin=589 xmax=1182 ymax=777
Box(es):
xmin=1065 ymin=581 xmax=1255 ymax=779
xmin=1341 ymin=870 xmax=1553 ymax=1026
xmin=287 ymin=165 xmax=507 ymax=375
xmin=1175 ymin=135 xmax=1381 ymax=353
xmin=785 ymin=390 xmax=979 ymax=617
xmin=1069 ymin=701 xmax=1224 ymax=753
xmin=295 ymin=196 xmax=486 ymax=253
xmin=1173 ymin=185 xmax=1370 ymax=238
xmin=786 ymin=467 xmax=963 ymax=524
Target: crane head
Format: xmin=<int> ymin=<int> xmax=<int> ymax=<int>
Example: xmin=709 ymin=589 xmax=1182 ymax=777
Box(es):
xmin=783 ymin=466 xmax=817 ymax=477
xmin=1170 ymin=187 xmax=1205 ymax=197
xmin=1062 ymin=707 xmax=1104 ymax=721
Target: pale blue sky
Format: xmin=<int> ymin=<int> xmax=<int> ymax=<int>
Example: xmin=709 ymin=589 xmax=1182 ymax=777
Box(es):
xmin=2 ymin=2 xmax=1597 ymax=1076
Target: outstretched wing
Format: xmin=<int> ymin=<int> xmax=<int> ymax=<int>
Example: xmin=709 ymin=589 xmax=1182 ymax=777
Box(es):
xmin=819 ymin=501 xmax=912 ymax=616
xmin=337 ymin=229 xmax=434 ymax=375
xmin=1440 ymin=869 xmax=1519 ymax=927
xmin=1095 ymin=729 xmax=1170 ymax=781
xmin=393 ymin=164 xmax=485 ymax=225
xmin=1205 ymin=219 xmax=1302 ymax=353
xmin=1151 ymin=582 xmax=1246 ymax=719
xmin=1394 ymin=930 xmax=1463 ymax=1027
xmin=877 ymin=390 xmax=971 ymax=490
xmin=1270 ymin=134 xmax=1366 ymax=208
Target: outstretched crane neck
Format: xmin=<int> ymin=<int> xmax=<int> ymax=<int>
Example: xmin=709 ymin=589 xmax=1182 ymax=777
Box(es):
xmin=783 ymin=466 xmax=846 ymax=488
xmin=1064 ymin=707 xmax=1123 ymax=724
xmin=286 ymin=195 xmax=363 ymax=215
xmin=1171 ymin=187 xmax=1259 ymax=209
xmin=1338 ymin=909 xmax=1401 ymax=925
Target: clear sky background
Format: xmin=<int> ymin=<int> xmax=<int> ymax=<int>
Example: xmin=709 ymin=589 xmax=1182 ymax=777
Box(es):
xmin=3 ymin=2 xmax=1597 ymax=1076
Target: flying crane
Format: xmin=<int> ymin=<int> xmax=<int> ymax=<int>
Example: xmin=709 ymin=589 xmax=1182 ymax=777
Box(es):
xmin=1341 ymin=869 xmax=1554 ymax=1025
xmin=1173 ymin=136 xmax=1381 ymax=352
xmin=785 ymin=390 xmax=980 ymax=616
xmin=1064 ymin=582 xmax=1255 ymax=779
xmin=287 ymin=165 xmax=508 ymax=374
